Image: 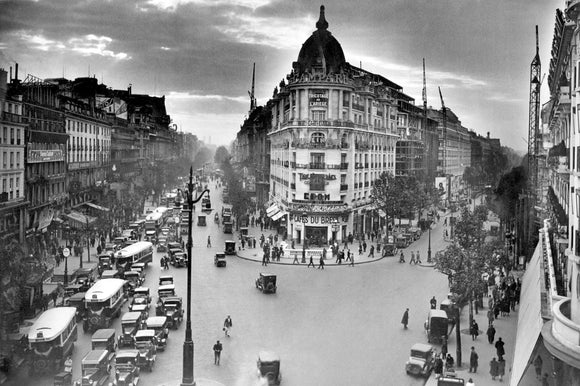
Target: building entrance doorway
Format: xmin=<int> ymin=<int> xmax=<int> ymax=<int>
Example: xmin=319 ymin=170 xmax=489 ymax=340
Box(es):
xmin=305 ymin=226 xmax=327 ymax=247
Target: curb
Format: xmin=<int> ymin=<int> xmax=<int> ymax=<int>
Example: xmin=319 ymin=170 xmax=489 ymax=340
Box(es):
xmin=234 ymin=251 xmax=388 ymax=266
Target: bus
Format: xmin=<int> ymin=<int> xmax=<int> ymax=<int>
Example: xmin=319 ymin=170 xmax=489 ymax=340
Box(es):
xmin=145 ymin=211 xmax=163 ymax=239
xmin=84 ymin=278 xmax=126 ymax=333
xmin=155 ymin=206 xmax=173 ymax=222
xmin=115 ymin=241 xmax=154 ymax=271
xmin=28 ymin=307 xmax=78 ymax=375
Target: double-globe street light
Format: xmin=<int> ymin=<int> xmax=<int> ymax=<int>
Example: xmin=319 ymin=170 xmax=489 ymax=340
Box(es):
xmin=182 ymin=167 xmax=211 ymax=386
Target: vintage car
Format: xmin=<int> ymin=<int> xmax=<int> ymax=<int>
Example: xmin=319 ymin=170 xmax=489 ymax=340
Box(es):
xmin=167 ymin=248 xmax=183 ymax=265
xmin=118 ymin=312 xmax=145 ymax=349
xmin=424 ymin=309 xmax=449 ymax=344
xmin=129 ymin=303 xmax=149 ymax=321
xmin=167 ymin=242 xmax=181 ymax=251
xmin=382 ymin=243 xmax=398 ymax=257
xmin=112 ymin=350 xmax=140 ymax=386
xmin=100 ymin=270 xmax=121 ymax=280
xmin=214 ymin=253 xmax=226 ymax=267
xmin=158 ymin=276 xmax=174 ymax=286
xmin=104 ymin=243 xmax=117 ymax=254
xmin=91 ymin=329 xmax=116 ymax=362
xmin=123 ymin=271 xmax=145 ymax=296
xmin=54 ymin=371 xmax=73 ymax=386
xmin=156 ymin=238 xmax=168 ymax=253
xmin=74 ymin=349 xmax=111 ymax=386
xmin=257 ymin=351 xmax=282 ymax=385
xmin=97 ymin=254 xmax=114 ymax=276
xmin=172 ymin=252 xmax=187 ymax=268
xmin=440 ymin=299 xmax=459 ymax=322
xmin=133 ymin=287 xmax=151 ymax=304
xmin=73 ymin=267 xmax=97 ymax=292
xmin=63 ymin=291 xmax=87 ymax=322
xmin=224 ymin=240 xmax=236 ymax=255
xmin=405 ymin=343 xmax=436 ymax=377
xmin=63 ymin=283 xmax=84 ymax=298
xmin=160 ymin=227 xmax=170 ymax=237
xmin=156 ymin=297 xmax=183 ymax=329
xmin=129 ymin=295 xmax=151 ymax=313
xmin=144 ymin=317 xmax=169 ymax=352
xmin=157 ymin=284 xmax=175 ymax=300
xmin=255 ymin=273 xmax=277 ymax=294
xmin=223 ymin=221 xmax=233 ymax=234
xmin=133 ymin=330 xmax=156 ymax=371
xmin=113 ymin=236 xmax=128 ymax=248
xmin=197 ymin=214 xmax=207 ymax=226
xmin=130 ymin=263 xmax=146 ymax=275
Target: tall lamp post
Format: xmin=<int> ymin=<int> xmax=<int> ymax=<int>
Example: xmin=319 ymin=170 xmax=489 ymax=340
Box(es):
xmin=427 ymin=219 xmax=432 ymax=263
xmin=182 ymin=167 xmax=210 ymax=386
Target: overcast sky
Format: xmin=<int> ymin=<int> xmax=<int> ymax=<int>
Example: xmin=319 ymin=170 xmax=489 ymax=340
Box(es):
xmin=0 ymin=0 xmax=561 ymax=150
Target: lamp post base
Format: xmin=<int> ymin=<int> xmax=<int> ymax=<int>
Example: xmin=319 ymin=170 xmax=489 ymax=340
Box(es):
xmin=181 ymin=340 xmax=195 ymax=386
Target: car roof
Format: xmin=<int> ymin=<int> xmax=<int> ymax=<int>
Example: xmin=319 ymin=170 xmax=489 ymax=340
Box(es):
xmin=411 ymin=343 xmax=434 ymax=352
xmin=83 ymin=349 xmax=108 ymax=363
xmin=429 ymin=309 xmax=449 ymax=318
xmin=260 ymin=273 xmax=276 ymax=277
xmin=146 ymin=316 xmax=167 ymax=326
xmin=122 ymin=312 xmax=143 ymax=321
xmin=92 ymin=328 xmax=115 ymax=339
xmin=159 ymin=275 xmax=173 ymax=280
xmin=258 ymin=351 xmax=280 ymax=362
xmin=134 ymin=286 xmax=150 ymax=292
xmin=158 ymin=284 xmax=175 ymax=291
xmin=135 ymin=329 xmax=156 ymax=338
xmin=116 ymin=350 xmax=139 ymax=358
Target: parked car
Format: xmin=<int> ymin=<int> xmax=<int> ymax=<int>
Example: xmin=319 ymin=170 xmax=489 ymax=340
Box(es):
xmin=112 ymin=350 xmax=140 ymax=386
xmin=257 ymin=351 xmax=281 ymax=385
xmin=133 ymin=330 xmax=156 ymax=371
xmin=424 ymin=309 xmax=449 ymax=344
xmin=144 ymin=317 xmax=169 ymax=352
xmin=214 ymin=253 xmax=226 ymax=267
xmin=74 ymin=349 xmax=111 ymax=386
xmin=405 ymin=343 xmax=436 ymax=377
xmin=255 ymin=273 xmax=277 ymax=294
xmin=118 ymin=312 xmax=145 ymax=349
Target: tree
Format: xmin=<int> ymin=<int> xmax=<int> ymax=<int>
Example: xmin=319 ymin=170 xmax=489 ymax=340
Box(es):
xmin=214 ymin=146 xmax=230 ymax=166
xmin=221 ymin=157 xmax=252 ymax=220
xmin=372 ymin=173 xmax=418 ymax=240
xmin=192 ymin=146 xmax=212 ymax=170
xmin=492 ymin=166 xmax=527 ymax=221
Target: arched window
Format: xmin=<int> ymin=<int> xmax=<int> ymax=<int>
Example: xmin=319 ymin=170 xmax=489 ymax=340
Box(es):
xmin=311 ymin=132 xmax=326 ymax=144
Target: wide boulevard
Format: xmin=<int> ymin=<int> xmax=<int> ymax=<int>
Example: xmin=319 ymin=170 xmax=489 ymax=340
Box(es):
xmin=18 ymin=183 xmax=451 ymax=386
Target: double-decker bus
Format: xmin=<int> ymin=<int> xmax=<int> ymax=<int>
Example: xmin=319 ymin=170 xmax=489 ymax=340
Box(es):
xmin=28 ymin=307 xmax=78 ymax=375
xmin=84 ymin=278 xmax=126 ymax=333
xmin=115 ymin=241 xmax=154 ymax=271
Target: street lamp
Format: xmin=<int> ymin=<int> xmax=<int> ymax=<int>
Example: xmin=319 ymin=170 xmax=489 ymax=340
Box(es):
xmin=427 ymin=219 xmax=432 ymax=263
xmin=182 ymin=167 xmax=210 ymax=386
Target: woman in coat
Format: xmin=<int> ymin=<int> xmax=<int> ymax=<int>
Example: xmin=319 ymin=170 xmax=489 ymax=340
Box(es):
xmin=489 ymin=357 xmax=499 ymax=380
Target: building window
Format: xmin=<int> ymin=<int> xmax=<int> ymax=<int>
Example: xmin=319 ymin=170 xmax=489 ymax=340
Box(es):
xmin=312 ymin=111 xmax=326 ymax=121
xmin=10 ymin=128 xmax=14 ymax=144
xmin=16 ymin=129 xmax=21 ymax=145
xmin=311 ymin=132 xmax=325 ymax=144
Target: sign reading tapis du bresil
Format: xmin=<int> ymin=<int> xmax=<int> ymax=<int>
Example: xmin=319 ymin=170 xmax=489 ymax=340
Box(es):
xmin=28 ymin=149 xmax=64 ymax=163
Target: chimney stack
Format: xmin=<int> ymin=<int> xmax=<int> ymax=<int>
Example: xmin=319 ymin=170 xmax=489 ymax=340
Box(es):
xmin=15 ymin=63 xmax=18 ymax=82
xmin=487 ymin=131 xmax=490 ymax=139
xmin=9 ymin=66 xmax=12 ymax=82
xmin=128 ymin=83 xmax=132 ymax=95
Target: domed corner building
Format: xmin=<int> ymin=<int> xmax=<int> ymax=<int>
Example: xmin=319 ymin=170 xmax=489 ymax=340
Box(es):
xmin=265 ymin=5 xmax=422 ymax=246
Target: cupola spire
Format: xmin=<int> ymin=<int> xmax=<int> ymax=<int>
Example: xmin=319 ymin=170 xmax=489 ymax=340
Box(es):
xmin=316 ymin=5 xmax=328 ymax=30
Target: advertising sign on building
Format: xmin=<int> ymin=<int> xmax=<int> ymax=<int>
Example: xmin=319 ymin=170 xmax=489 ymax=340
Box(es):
xmin=309 ymin=90 xmax=328 ymax=107
xmin=27 ymin=149 xmax=64 ymax=163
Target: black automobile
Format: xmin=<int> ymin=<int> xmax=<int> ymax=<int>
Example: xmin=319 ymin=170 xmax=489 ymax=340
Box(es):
xmin=257 ymin=351 xmax=282 ymax=385
xmin=256 ymin=273 xmax=277 ymax=294
xmin=112 ymin=350 xmax=140 ymax=386
xmin=157 ymin=297 xmax=183 ymax=329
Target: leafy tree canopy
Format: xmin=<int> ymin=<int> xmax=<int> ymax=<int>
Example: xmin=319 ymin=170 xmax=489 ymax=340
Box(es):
xmin=214 ymin=146 xmax=230 ymax=166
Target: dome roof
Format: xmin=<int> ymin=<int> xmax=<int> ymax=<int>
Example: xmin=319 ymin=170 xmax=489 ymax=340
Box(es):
xmin=294 ymin=6 xmax=346 ymax=75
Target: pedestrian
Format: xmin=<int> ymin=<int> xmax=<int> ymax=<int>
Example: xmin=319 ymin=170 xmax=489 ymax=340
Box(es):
xmin=307 ymin=254 xmax=315 ymax=268
xmin=223 ymin=315 xmax=232 ymax=337
xmin=416 ymin=250 xmax=422 ymax=264
xmin=363 ymin=241 xmax=367 ymax=252
xmin=433 ymin=355 xmax=444 ymax=378
xmin=213 ymin=340 xmax=222 ymax=365
xmin=466 ymin=378 xmax=475 ymax=386
xmin=401 ymin=308 xmax=409 ymax=329
xmin=207 ymin=235 xmax=211 ymax=248
xmin=430 ymin=296 xmax=437 ymax=309
xmin=469 ymin=346 xmax=479 ymax=373
xmin=349 ymin=251 xmax=355 ymax=267
xmin=470 ymin=320 xmax=479 ymax=340
xmin=487 ymin=308 xmax=494 ymax=326
xmin=445 ymin=353 xmax=454 ymax=370
xmin=345 ymin=249 xmax=351 ymax=262
xmin=164 ymin=256 xmax=169 ymax=270
xmin=497 ymin=358 xmax=506 ymax=382
xmin=358 ymin=244 xmax=363 ymax=255
xmin=409 ymin=251 xmax=416 ymax=264
xmin=489 ymin=357 xmax=499 ymax=380
xmin=317 ymin=255 xmax=325 ymax=269
xmin=534 ymin=355 xmax=543 ymax=380
xmin=541 ymin=373 xmax=550 ymax=386
xmin=262 ymin=253 xmax=268 ymax=266
xmin=486 ymin=323 xmax=496 ymax=344
xmin=495 ymin=337 xmax=505 ymax=361
xmin=368 ymin=245 xmax=374 ymax=258
xmin=292 ymin=252 xmax=300 ymax=264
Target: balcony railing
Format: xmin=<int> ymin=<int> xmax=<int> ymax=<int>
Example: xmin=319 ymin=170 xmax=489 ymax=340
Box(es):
xmin=340 ymin=163 xmax=348 ymax=170
xmin=2 ymin=112 xmax=22 ymax=123
xmin=309 ymin=163 xmax=326 ymax=169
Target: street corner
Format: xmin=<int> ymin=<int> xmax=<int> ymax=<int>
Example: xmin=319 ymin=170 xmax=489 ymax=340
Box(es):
xmin=418 ymin=261 xmax=437 ymax=268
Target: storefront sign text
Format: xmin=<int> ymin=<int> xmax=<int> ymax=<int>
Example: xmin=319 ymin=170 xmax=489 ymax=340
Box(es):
xmin=292 ymin=214 xmax=348 ymax=224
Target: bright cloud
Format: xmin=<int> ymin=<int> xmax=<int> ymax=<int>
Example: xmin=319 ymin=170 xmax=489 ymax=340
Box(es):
xmin=166 ymin=91 xmax=247 ymax=104
xmin=15 ymin=32 xmax=130 ymax=60
xmin=147 ymin=0 xmax=271 ymax=11
xmin=221 ymin=13 xmax=316 ymax=49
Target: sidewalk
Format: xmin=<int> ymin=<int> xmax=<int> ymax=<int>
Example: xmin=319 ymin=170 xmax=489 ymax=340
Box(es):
xmin=425 ymin=271 xmax=522 ymax=385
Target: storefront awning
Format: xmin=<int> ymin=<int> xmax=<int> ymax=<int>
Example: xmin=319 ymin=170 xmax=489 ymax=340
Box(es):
xmin=84 ymin=202 xmax=110 ymax=212
xmin=266 ymin=204 xmax=279 ymax=215
xmin=509 ymin=242 xmax=545 ymax=386
xmin=271 ymin=211 xmax=286 ymax=221
xmin=63 ymin=211 xmax=97 ymax=229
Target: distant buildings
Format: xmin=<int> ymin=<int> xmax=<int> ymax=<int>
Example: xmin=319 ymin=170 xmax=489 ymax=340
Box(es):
xmin=232 ymin=6 xmax=501 ymax=243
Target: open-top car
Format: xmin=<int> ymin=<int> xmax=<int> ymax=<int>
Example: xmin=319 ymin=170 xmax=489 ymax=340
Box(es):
xmin=257 ymin=351 xmax=282 ymax=385
xmin=144 ymin=317 xmax=169 ymax=352
xmin=133 ymin=330 xmax=156 ymax=371
xmin=156 ymin=297 xmax=183 ymax=329
xmin=405 ymin=343 xmax=436 ymax=377
xmin=74 ymin=349 xmax=111 ymax=386
xmin=112 ymin=350 xmax=140 ymax=386
xmin=214 ymin=252 xmax=226 ymax=267
xmin=256 ymin=273 xmax=277 ymax=294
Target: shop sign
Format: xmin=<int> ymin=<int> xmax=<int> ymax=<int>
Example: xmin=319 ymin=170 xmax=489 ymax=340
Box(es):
xmin=288 ymin=71 xmax=350 ymax=85
xmin=309 ymin=90 xmax=328 ymax=107
xmin=292 ymin=214 xmax=348 ymax=224
xmin=28 ymin=149 xmax=64 ymax=163
xmin=303 ymin=193 xmax=331 ymax=201
xmin=299 ymin=173 xmax=336 ymax=181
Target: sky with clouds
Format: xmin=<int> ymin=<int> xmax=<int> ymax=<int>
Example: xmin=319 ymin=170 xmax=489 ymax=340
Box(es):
xmin=0 ymin=0 xmax=561 ymax=150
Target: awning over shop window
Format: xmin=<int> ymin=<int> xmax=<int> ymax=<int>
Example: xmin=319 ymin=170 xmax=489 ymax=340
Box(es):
xmin=509 ymin=241 xmax=545 ymax=386
xmin=63 ymin=211 xmax=97 ymax=229
xmin=271 ymin=211 xmax=286 ymax=221
xmin=266 ymin=204 xmax=279 ymax=216
xmin=84 ymin=202 xmax=110 ymax=212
